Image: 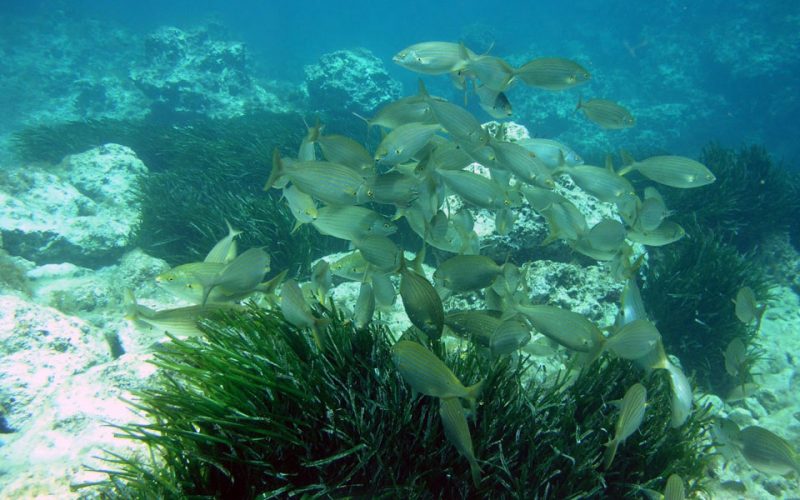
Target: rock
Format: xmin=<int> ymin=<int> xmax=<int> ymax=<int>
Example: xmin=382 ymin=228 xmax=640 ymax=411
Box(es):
xmin=0 ymin=295 xmax=109 ymax=427
xmin=0 ymin=145 xmax=146 ymax=268
xmin=131 ymin=25 xmax=285 ymax=119
xmin=304 ymin=48 xmax=402 ymax=116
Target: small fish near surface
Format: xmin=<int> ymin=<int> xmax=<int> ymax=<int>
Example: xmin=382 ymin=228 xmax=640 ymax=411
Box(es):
xmin=576 ymin=97 xmax=635 ymax=129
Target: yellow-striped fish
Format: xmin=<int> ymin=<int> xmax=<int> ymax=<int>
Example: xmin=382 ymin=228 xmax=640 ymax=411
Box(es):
xmin=391 ymin=340 xmax=484 ymax=404
xmin=439 ymin=397 xmax=481 ymax=486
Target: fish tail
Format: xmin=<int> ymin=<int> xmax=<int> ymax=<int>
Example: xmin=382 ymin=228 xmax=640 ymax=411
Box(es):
xmin=264 ymin=148 xmax=286 ymax=191
xmin=311 ymin=317 xmax=332 ymax=350
xmin=465 ymin=379 xmax=485 ymax=403
xmin=602 ymin=439 xmax=619 ymax=469
xmin=469 ymin=459 xmax=481 ymax=487
xmin=123 ymin=289 xmax=138 ymax=320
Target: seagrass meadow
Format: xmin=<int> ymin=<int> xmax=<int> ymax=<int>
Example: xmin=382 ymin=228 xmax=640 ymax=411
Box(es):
xmin=83 ymin=305 xmax=712 ymax=498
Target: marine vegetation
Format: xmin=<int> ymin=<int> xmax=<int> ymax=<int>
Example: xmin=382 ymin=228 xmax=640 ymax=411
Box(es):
xmin=642 ymin=222 xmax=770 ymax=395
xmin=87 ymin=305 xmax=712 ymax=498
xmin=136 ymin=172 xmax=335 ymax=275
xmin=664 ymin=143 xmax=800 ymax=251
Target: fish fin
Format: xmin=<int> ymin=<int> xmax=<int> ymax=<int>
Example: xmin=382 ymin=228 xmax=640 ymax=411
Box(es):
xmin=575 ymin=94 xmax=584 ymax=112
xmin=417 ymin=78 xmax=430 ymax=98
xmin=605 ymin=153 xmax=616 ymax=173
xmin=264 ymin=148 xmax=285 ymax=191
xmin=310 ymin=317 xmax=332 ymax=350
xmin=469 ymin=459 xmax=482 ymax=487
xmin=411 ymin=239 xmax=427 ymax=275
xmin=603 ymin=439 xmax=619 ymax=469
xmin=465 ymin=379 xmax=485 ymax=404
xmin=123 ymin=289 xmax=138 ymax=320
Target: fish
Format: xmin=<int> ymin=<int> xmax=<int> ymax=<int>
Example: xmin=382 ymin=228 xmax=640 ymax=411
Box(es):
xmin=266 ymin=150 xmax=369 ymax=206
xmin=437 ymin=169 xmax=513 ymax=209
xmin=492 ymin=140 xmax=554 ymax=188
xmin=356 ymin=94 xmax=437 ymax=131
xmin=298 ymin=118 xmax=322 ymax=161
xmin=627 ymin=221 xmax=685 ymax=247
xmin=375 ymin=122 xmax=441 ymax=165
xmin=353 ymin=235 xmax=402 ymax=273
xmin=366 ymin=170 xmax=421 ymax=207
xmin=393 ymin=41 xmax=474 ymax=75
xmin=420 ymin=80 xmax=489 ymax=148
xmin=620 ymin=155 xmax=715 ymax=188
xmin=124 ymin=289 xmax=242 ymax=338
xmin=444 ymin=309 xmax=503 ymax=346
xmin=310 ymin=259 xmax=332 ymax=303
xmin=495 ymin=207 xmax=515 ymax=235
xmin=467 ymin=54 xmax=515 ymax=91
xmin=515 ymin=304 xmax=605 ymax=355
xmin=724 ymin=338 xmax=747 ymax=378
xmin=391 ymin=340 xmax=484 ymax=404
xmin=204 ymin=220 xmax=241 ymax=264
xmin=434 ymin=255 xmax=504 ymax=292
xmin=636 ymin=187 xmax=668 ymax=232
xmin=490 ymin=319 xmax=532 ymax=357
xmin=734 ymin=286 xmax=761 ymax=324
xmin=283 ymin=184 xmax=318 ymax=229
xmin=646 ymin=341 xmax=693 ymax=427
xmin=371 ymin=272 xmax=397 ymax=308
xmin=280 ymin=279 xmax=330 ymax=349
xmin=557 ymin=165 xmax=635 ymax=203
xmin=330 ymin=251 xmax=370 ymax=281
xmin=439 ymin=397 xmax=481 ymax=486
xmin=311 ymin=205 xmax=396 ymax=242
xmin=515 ymin=57 xmax=591 ymax=90
xmin=517 ymin=138 xmax=583 ymax=169
xmin=734 ymin=425 xmax=800 ymax=476
xmin=725 ymin=382 xmax=759 ymax=402
xmin=572 ymin=219 xmax=627 ymax=261
xmin=604 ymin=319 xmax=661 ymax=360
xmin=475 ymin=85 xmax=513 ymax=119
xmin=617 ymin=277 xmax=648 ymax=327
xmin=576 ymin=97 xmax=635 ymax=129
xmin=399 ymin=259 xmax=445 ymax=340
xmin=353 ymin=281 xmax=375 ymax=330
xmin=317 ymin=134 xmax=375 ymax=176
xmin=196 ymin=247 xmax=272 ymax=306
xmin=603 ymin=383 xmax=647 ymax=468
xmin=663 ymin=474 xmax=685 ymax=500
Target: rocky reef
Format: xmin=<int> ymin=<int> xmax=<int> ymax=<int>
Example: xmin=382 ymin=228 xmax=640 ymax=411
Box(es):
xmin=131 ymin=26 xmax=286 ymax=119
xmin=0 ymin=144 xmax=145 ymax=268
xmin=304 ymin=48 xmax=402 ymax=117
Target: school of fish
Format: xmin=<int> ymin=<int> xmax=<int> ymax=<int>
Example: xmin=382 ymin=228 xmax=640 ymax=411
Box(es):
xmin=121 ymin=40 xmax=793 ymax=494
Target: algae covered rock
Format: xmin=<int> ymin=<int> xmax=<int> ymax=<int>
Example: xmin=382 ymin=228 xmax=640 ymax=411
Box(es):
xmin=131 ymin=25 xmax=285 ymax=119
xmin=304 ymin=48 xmax=402 ymax=116
xmin=0 ymin=144 xmax=146 ymax=268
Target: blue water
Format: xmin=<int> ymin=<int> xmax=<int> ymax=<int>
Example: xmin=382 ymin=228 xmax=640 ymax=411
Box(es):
xmin=1 ymin=0 xmax=799 ymax=164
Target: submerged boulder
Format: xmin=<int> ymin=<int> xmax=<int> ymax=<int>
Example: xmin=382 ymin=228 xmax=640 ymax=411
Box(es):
xmin=0 ymin=144 xmax=146 ymax=268
xmin=304 ymin=48 xmax=402 ymax=116
xmin=131 ymin=25 xmax=285 ymax=119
